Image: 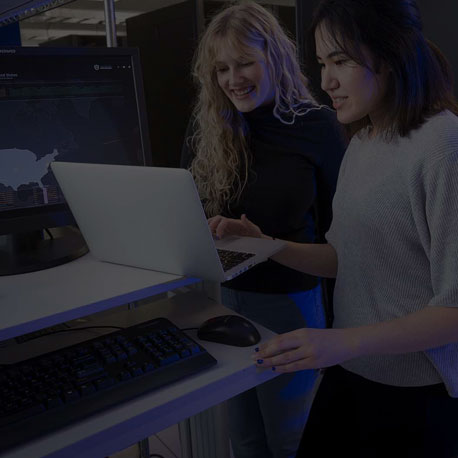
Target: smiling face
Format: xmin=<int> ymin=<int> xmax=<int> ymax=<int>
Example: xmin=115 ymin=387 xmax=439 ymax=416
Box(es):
xmin=315 ymin=23 xmax=389 ymax=134
xmin=214 ymin=40 xmax=275 ymax=112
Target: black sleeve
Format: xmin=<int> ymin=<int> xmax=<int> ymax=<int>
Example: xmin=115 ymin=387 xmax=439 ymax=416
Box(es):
xmin=180 ymin=118 xmax=195 ymax=169
xmin=314 ymin=111 xmax=348 ymax=241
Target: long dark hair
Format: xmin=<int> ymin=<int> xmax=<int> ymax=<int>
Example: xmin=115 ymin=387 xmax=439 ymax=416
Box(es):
xmin=306 ymin=0 xmax=458 ymax=138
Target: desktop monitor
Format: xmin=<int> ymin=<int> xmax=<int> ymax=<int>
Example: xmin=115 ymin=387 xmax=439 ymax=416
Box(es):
xmin=0 ymin=46 xmax=152 ymax=275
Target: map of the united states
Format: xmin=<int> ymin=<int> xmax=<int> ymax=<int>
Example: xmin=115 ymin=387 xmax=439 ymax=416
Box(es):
xmin=0 ymin=148 xmax=59 ymax=191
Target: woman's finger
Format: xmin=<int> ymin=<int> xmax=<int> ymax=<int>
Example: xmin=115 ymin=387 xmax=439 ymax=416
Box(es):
xmin=255 ymin=331 xmax=305 ymax=358
xmin=216 ymin=218 xmax=231 ymax=238
xmin=208 ymin=215 xmax=224 ymax=233
xmin=256 ymin=347 xmax=302 ymax=366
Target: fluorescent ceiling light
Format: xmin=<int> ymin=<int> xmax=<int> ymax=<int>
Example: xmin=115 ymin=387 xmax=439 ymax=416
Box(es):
xmin=0 ymin=0 xmax=77 ymax=26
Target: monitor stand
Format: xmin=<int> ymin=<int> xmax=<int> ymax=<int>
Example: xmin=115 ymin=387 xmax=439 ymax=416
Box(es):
xmin=0 ymin=226 xmax=88 ymax=276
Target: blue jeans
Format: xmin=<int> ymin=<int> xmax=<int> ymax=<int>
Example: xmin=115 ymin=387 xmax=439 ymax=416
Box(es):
xmin=221 ymin=285 xmax=325 ymax=458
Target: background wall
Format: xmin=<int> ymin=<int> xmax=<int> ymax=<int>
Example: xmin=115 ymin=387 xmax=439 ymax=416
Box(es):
xmin=416 ymin=0 xmax=458 ymax=97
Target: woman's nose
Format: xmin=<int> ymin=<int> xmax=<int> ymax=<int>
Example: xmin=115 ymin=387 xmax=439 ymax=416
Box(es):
xmin=229 ymin=67 xmax=243 ymax=86
xmin=321 ymin=67 xmax=338 ymax=92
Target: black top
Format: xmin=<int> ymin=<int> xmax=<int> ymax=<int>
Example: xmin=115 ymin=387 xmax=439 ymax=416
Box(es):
xmin=181 ymin=103 xmax=347 ymax=294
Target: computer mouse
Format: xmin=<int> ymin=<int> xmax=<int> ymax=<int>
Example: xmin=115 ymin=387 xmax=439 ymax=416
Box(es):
xmin=197 ymin=315 xmax=261 ymax=347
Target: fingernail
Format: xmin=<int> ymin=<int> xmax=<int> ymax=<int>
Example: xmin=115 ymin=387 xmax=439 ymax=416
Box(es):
xmin=254 ymin=347 xmax=259 ymax=352
xmin=272 ymin=367 xmax=276 ymax=371
xmin=257 ymin=359 xmax=264 ymax=364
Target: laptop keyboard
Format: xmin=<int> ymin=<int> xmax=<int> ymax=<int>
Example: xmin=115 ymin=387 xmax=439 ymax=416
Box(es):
xmin=217 ymin=249 xmax=255 ymax=272
xmin=0 ymin=317 xmax=217 ymax=453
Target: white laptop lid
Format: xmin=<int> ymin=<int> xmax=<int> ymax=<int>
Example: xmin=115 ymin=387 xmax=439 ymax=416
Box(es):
xmin=51 ymin=162 xmax=285 ymax=282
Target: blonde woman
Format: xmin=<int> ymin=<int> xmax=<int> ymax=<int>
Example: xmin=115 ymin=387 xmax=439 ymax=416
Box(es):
xmin=181 ymin=2 xmax=346 ymax=457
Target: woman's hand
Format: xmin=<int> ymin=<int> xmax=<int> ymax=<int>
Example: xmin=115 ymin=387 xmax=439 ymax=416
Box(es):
xmin=254 ymin=306 xmax=458 ymax=373
xmin=252 ymin=328 xmax=361 ymax=373
xmin=208 ymin=214 xmax=263 ymax=239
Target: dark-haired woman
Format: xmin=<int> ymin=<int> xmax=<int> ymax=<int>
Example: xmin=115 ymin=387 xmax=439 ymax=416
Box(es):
xmin=222 ymin=0 xmax=458 ymax=456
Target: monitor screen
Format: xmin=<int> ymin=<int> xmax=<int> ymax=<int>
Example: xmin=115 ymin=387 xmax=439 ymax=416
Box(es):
xmin=0 ymin=46 xmax=152 ymax=274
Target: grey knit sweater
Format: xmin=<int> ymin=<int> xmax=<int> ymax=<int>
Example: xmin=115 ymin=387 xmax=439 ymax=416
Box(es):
xmin=326 ymin=110 xmax=458 ymax=397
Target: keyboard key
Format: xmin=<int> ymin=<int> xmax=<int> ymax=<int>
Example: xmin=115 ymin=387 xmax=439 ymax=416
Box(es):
xmin=217 ymin=249 xmax=255 ymax=271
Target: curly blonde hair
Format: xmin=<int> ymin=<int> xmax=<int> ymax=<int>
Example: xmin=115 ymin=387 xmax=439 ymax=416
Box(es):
xmin=189 ymin=1 xmax=317 ymax=216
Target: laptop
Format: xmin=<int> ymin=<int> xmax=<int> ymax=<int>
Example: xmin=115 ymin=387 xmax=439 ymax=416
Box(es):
xmin=50 ymin=162 xmax=285 ymax=282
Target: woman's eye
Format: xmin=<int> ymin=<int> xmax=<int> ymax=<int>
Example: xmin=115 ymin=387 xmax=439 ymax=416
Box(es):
xmin=240 ymin=61 xmax=254 ymax=67
xmin=216 ymin=67 xmax=228 ymax=73
xmin=334 ymin=59 xmax=348 ymax=66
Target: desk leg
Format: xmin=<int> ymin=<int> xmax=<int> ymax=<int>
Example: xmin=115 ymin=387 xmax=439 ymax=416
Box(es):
xmin=137 ymin=438 xmax=150 ymax=458
xmin=179 ymin=402 xmax=230 ymax=458
xmin=178 ymin=281 xmax=225 ymax=457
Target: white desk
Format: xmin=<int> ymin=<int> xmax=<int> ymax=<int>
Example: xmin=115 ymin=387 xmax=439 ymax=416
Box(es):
xmin=0 ymin=253 xmax=199 ymax=341
xmin=0 ymin=254 xmax=278 ymax=458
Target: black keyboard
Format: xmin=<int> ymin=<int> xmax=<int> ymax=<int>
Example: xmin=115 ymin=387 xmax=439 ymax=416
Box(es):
xmin=0 ymin=317 xmax=217 ymax=453
xmin=217 ymin=249 xmax=255 ymax=271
